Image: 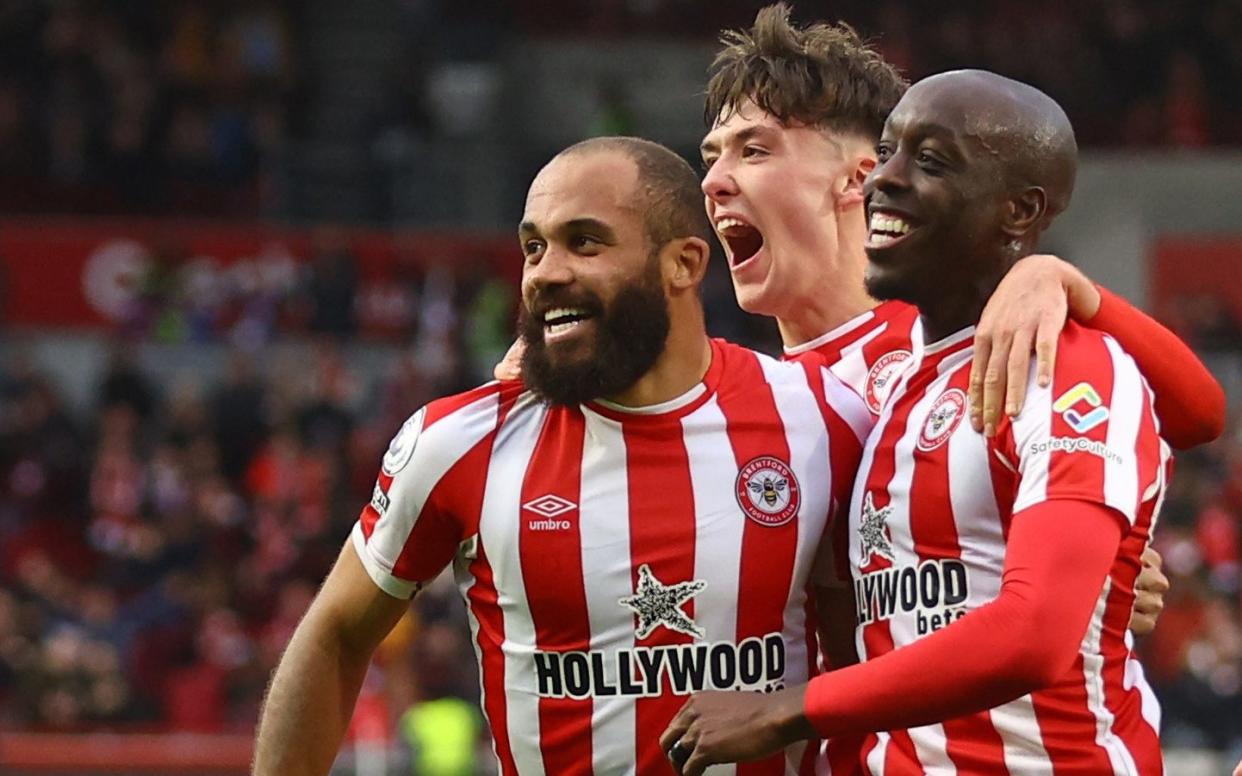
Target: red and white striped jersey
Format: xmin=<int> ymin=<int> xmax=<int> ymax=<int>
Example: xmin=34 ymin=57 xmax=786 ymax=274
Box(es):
xmin=784 ymin=301 xmax=921 ymax=416
xmin=352 ymin=338 xmax=870 ymax=775
xmin=847 ymin=322 xmax=1168 ymax=775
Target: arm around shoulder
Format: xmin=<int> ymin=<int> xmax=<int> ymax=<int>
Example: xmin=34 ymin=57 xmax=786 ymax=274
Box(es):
xmin=253 ymin=539 xmax=410 ymax=776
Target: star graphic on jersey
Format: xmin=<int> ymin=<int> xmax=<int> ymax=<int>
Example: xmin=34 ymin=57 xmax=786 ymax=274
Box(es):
xmin=618 ymin=564 xmax=707 ymax=640
xmin=859 ymin=492 xmax=895 ymax=563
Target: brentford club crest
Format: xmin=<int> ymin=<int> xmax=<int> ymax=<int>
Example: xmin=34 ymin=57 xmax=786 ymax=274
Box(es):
xmin=917 ymin=388 xmax=967 ymax=452
xmin=865 ymin=350 xmax=912 ymax=414
xmin=735 ymin=456 xmax=800 ymax=527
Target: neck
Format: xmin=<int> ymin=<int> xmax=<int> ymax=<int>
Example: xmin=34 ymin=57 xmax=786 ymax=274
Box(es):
xmin=775 ymin=214 xmax=877 ymax=348
xmin=916 ymin=264 xmax=1009 ymax=343
xmin=604 ymin=310 xmax=713 ymax=408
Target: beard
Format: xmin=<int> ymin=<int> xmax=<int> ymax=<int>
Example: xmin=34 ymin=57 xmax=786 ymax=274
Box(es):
xmin=519 ymin=256 xmax=671 ymax=406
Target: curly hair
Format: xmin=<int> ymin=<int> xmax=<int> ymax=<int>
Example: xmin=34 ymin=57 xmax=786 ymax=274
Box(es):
xmin=704 ymin=3 xmax=908 ymax=140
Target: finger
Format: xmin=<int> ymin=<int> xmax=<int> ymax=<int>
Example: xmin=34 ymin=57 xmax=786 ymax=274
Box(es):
xmin=493 ymin=339 xmax=524 ymax=381
xmin=1034 ymin=310 xmax=1061 ymax=388
xmin=660 ymin=706 xmax=692 ymax=752
xmin=1134 ymin=596 xmax=1163 ymax=616
xmin=982 ymin=331 xmax=1013 ymax=436
xmin=1004 ymin=326 xmax=1034 ymax=418
xmin=1129 ymin=614 xmax=1156 ymax=636
xmin=1140 ymin=546 xmax=1163 ymax=570
xmin=969 ymin=333 xmax=993 ymax=432
xmin=683 ymin=746 xmax=712 ymax=776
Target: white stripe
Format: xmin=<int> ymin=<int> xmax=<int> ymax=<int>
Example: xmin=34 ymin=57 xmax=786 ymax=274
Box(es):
xmin=1010 ymin=375 xmax=1053 ymax=513
xmin=356 ymin=395 xmax=500 ymax=596
xmin=578 ymin=411 xmax=637 ymax=774
xmin=1101 ymin=338 xmax=1142 ymax=523
xmin=758 ymin=357 xmax=834 ymax=686
xmin=865 ymin=732 xmax=888 ymax=776
xmin=826 ymin=335 xmax=879 ymax=403
xmin=946 ymin=392 xmax=1006 ymax=607
xmin=908 ymin=724 xmax=956 ymax=774
xmin=683 ymin=396 xmax=740 ymax=776
xmin=1080 ymin=577 xmax=1138 ymax=776
xmin=784 ymin=309 xmax=881 ymax=357
xmin=991 ymin=696 xmax=1054 ymax=774
xmin=820 ymin=366 xmax=875 ymax=444
xmin=479 ymin=394 xmax=548 ymax=775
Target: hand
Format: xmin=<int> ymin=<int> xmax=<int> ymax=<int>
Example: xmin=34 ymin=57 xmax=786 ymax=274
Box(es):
xmin=1129 ymin=546 xmax=1169 ymax=636
xmin=969 ymin=254 xmax=1098 ymax=437
xmin=1233 ymin=756 xmax=1242 ymax=776
xmin=493 ymin=339 xmax=525 ymax=381
xmin=659 ymin=687 xmax=813 ymax=775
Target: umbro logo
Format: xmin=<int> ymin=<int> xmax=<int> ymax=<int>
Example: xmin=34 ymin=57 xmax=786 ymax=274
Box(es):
xmin=523 ymin=495 xmax=577 ymax=531
xmin=523 ymin=494 xmax=577 ymax=518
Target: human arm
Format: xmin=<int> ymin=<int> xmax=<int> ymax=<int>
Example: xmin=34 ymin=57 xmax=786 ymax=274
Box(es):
xmin=660 ymin=500 xmax=1122 ymax=773
xmin=969 ymin=254 xmax=1225 ymax=448
xmin=253 ymin=540 xmax=409 ymax=775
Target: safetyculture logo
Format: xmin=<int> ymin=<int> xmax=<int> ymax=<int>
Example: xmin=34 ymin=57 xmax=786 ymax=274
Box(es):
xmin=1052 ymin=382 xmax=1109 ymax=433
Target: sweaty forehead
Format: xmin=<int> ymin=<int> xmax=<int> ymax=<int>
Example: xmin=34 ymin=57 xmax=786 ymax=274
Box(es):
xmin=523 ymin=151 xmax=642 ymax=229
xmin=888 ymin=76 xmax=1030 ymax=151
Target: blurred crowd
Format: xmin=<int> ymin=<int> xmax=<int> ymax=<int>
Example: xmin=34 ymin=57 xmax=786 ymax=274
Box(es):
xmin=0 ymin=0 xmax=298 ymax=215
xmin=0 ymin=338 xmax=487 ymax=750
xmin=0 ymin=0 xmax=1240 ymax=222
xmin=515 ymin=0 xmax=1242 ymax=148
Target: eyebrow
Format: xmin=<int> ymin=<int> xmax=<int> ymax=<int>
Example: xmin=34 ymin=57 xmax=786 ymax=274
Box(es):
xmin=700 ymin=125 xmax=771 ymax=155
xmin=518 ymin=217 xmax=617 ymax=240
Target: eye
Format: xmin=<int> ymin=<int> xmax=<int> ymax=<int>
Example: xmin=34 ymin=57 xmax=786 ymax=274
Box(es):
xmin=875 ymin=142 xmax=893 ymax=162
xmin=522 ymin=239 xmax=544 ymax=257
xmin=916 ymin=151 xmax=945 ymax=174
xmin=700 ymin=155 xmax=717 ymax=172
xmin=571 ymin=235 xmax=602 ymax=252
xmin=741 ymin=144 xmax=767 ymax=159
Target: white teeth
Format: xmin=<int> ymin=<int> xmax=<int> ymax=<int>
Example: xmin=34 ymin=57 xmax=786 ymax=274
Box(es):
xmin=543 ymin=307 xmax=587 ymax=323
xmin=715 ymin=217 xmax=750 ymax=232
xmin=868 ymin=213 xmax=911 ymax=235
xmin=546 ymin=320 xmax=582 ymax=335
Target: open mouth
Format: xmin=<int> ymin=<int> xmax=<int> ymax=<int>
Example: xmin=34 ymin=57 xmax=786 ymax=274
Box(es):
xmin=716 ymin=217 xmax=765 ymax=268
xmin=866 ymin=210 xmax=919 ymax=249
xmin=541 ymin=306 xmax=596 ymax=341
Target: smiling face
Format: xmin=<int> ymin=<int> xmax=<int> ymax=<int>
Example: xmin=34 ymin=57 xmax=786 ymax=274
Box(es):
xmin=700 ymin=102 xmax=862 ymax=318
xmin=861 ymin=80 xmax=1012 ymax=309
xmin=517 ymin=150 xmax=672 ymax=405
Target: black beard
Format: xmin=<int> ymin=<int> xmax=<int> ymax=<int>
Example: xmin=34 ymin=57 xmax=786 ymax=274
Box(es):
xmin=519 ymin=260 xmax=671 ymax=406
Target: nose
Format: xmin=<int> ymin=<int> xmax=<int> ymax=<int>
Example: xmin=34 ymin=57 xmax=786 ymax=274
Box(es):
xmin=522 ymin=243 xmax=574 ymax=303
xmin=865 ymin=152 xmax=909 ymax=198
xmin=701 ymin=158 xmax=738 ymax=203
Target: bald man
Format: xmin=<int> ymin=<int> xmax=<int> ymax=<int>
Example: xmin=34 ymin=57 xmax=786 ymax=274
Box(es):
xmin=662 ymin=70 xmax=1168 ymax=775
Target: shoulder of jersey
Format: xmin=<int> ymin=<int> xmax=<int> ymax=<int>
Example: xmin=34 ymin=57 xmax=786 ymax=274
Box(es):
xmin=382 ymin=380 xmax=526 ymax=477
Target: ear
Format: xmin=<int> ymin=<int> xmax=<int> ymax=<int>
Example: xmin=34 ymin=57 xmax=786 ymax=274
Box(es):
xmin=664 ymin=235 xmax=712 ymax=292
xmin=1001 ymin=187 xmax=1048 ymax=238
xmin=837 ymin=156 xmax=876 ymax=210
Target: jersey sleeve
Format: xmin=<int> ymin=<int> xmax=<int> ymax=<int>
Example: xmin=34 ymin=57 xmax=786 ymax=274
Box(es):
xmin=351 ymin=385 xmax=507 ymax=598
xmin=995 ymin=324 xmax=1168 ymax=526
xmin=1083 ymin=284 xmax=1225 ymax=449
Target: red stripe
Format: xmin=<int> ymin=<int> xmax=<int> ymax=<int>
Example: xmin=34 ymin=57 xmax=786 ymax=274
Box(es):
xmin=1028 ymin=657 xmax=1116 ymax=772
xmin=467 ymin=544 xmax=518 ymax=776
xmin=359 ymin=471 xmax=393 ymax=540
xmin=518 ymin=408 xmax=593 ymax=774
xmin=463 ymin=386 xmax=523 ymax=776
xmin=883 ymin=730 xmax=924 ymax=775
xmin=622 ymin=417 xmax=697 ymax=776
xmin=715 ymin=350 xmax=800 ymax=776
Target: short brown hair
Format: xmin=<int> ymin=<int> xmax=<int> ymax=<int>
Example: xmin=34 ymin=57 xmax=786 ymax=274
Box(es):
xmin=559 ymin=136 xmax=712 ymax=248
xmin=704 ymin=3 xmax=908 ymax=140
